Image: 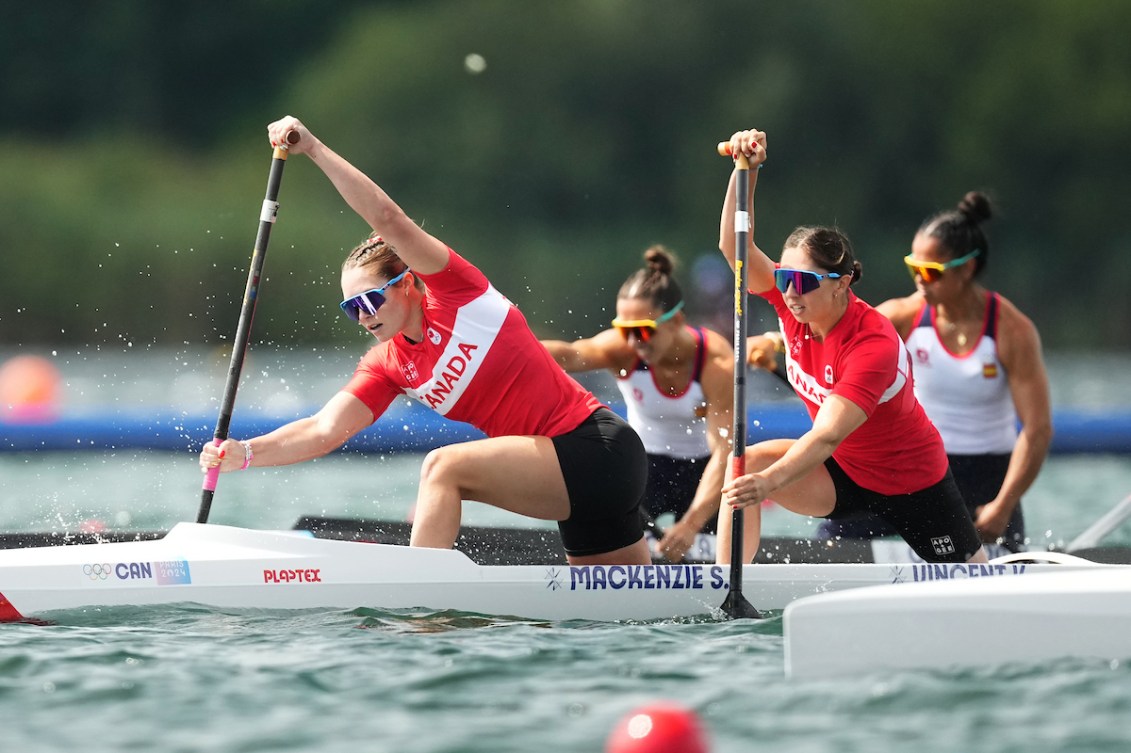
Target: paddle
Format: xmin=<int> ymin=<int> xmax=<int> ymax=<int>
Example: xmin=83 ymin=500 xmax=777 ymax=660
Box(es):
xmin=1066 ymin=491 xmax=1131 ymax=551
xmin=716 ymin=141 xmax=763 ymax=619
xmin=197 ymin=130 xmax=299 ymax=524
xmin=642 ymin=509 xmax=718 ymax=563
xmin=640 ymin=509 xmax=690 ymax=563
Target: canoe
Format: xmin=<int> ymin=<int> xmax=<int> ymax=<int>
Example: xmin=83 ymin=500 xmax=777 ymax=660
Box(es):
xmin=784 ymin=564 xmax=1131 ymax=678
xmin=0 ymin=522 xmax=1114 ymax=625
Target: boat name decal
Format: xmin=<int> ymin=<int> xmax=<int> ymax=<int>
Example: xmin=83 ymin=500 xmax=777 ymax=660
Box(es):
xmin=263 ymin=568 xmax=322 ymax=584
xmin=80 ymin=559 xmax=192 ymax=585
xmin=906 ymin=563 xmax=1027 ymax=582
xmin=567 ymin=565 xmax=726 ymax=591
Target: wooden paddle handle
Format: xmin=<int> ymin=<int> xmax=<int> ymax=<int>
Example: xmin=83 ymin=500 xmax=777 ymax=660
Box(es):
xmin=717 ymin=141 xmax=750 ymax=169
xmin=272 ymin=130 xmax=301 ymax=160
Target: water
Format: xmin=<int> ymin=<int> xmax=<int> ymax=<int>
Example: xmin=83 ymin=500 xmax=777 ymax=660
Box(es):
xmin=2 ymin=590 xmax=1131 ymax=752
xmin=2 ymin=348 xmax=1131 ymax=752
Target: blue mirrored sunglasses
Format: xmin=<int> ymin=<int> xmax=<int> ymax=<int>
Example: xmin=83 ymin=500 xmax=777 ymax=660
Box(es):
xmin=339 ymin=269 xmax=411 ymax=321
xmin=773 ymin=268 xmax=843 ymax=295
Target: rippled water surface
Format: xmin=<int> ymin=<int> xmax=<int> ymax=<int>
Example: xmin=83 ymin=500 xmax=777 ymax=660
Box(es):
xmin=2 ymin=603 xmax=1131 ymax=753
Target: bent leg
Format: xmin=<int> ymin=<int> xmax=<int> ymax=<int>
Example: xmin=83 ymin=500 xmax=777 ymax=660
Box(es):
xmin=715 ymin=501 xmax=762 ymax=565
xmin=874 ymin=468 xmax=987 ymax=563
xmin=715 ymin=439 xmax=837 ymax=564
xmin=410 ymin=435 xmax=571 ymax=549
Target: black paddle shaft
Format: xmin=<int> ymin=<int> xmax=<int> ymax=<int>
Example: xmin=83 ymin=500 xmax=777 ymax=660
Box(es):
xmin=197 ymin=137 xmax=295 ymax=524
xmin=721 ymin=150 xmax=763 ymax=619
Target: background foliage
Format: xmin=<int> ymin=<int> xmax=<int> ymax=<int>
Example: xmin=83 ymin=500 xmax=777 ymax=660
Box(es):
xmin=3 ymin=0 xmax=1129 ymax=351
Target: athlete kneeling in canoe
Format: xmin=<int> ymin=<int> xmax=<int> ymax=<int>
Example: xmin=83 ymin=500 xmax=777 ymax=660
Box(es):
xmin=542 ymin=245 xmax=736 ymax=563
xmin=199 ymin=116 xmax=651 ymax=566
xmin=715 ymin=128 xmax=988 ymax=565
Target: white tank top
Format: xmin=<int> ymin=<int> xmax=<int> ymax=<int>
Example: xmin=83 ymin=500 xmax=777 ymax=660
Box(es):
xmin=615 ymin=327 xmax=711 ymax=460
xmin=905 ymin=293 xmax=1017 ymax=454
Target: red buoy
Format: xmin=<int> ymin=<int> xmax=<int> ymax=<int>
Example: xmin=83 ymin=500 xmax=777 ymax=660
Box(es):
xmin=606 ymin=702 xmax=710 ymax=753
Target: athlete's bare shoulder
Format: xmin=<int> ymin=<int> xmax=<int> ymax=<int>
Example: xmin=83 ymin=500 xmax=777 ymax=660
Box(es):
xmin=875 ymin=292 xmax=924 ymax=340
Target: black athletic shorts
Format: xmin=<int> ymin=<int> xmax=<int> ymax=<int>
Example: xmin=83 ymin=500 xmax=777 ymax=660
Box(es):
xmin=949 ymin=453 xmax=1025 ymax=549
xmin=644 ymin=454 xmax=717 ymax=534
xmin=816 ymin=453 xmax=1024 ymax=551
xmin=821 ymin=456 xmax=983 ymax=562
xmin=551 ymin=408 xmax=647 ymax=557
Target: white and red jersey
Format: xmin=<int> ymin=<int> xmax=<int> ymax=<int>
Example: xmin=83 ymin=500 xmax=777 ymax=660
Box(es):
xmin=760 ymin=285 xmax=948 ymax=495
xmin=616 ymin=326 xmax=711 ymax=459
xmin=344 ymin=249 xmax=601 ymax=438
xmin=906 ymin=293 xmax=1017 ymax=454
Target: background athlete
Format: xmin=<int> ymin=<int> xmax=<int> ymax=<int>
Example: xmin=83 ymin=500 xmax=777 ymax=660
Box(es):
xmin=820 ymin=191 xmax=1051 ymax=551
xmin=200 ymin=115 xmax=652 ymax=566
xmin=542 ymin=245 xmax=734 ymax=562
xmin=714 ymin=127 xmax=987 ymax=565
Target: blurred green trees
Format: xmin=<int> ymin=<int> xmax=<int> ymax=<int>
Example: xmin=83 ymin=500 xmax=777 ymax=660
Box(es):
xmin=2 ymin=0 xmax=1129 ymax=349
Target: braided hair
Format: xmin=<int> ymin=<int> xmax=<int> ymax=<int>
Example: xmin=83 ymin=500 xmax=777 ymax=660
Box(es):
xmin=341 ymin=232 xmax=423 ymax=290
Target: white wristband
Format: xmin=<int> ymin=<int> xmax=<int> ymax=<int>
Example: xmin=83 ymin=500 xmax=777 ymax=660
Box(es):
xmin=240 ymin=440 xmax=254 ymax=470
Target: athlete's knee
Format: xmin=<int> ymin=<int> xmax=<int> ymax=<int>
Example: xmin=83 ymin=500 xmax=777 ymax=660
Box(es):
xmin=419 ymin=446 xmax=461 ymax=487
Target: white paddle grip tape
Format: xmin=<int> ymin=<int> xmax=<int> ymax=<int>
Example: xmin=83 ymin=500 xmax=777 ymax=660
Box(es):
xmin=261 ymin=200 xmax=280 ymax=224
xmin=734 ymin=211 xmax=751 ymax=233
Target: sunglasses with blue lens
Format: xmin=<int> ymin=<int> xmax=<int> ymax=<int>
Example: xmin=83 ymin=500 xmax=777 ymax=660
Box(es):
xmin=773 ymin=268 xmax=843 ymax=295
xmin=339 ymin=269 xmax=411 ymax=321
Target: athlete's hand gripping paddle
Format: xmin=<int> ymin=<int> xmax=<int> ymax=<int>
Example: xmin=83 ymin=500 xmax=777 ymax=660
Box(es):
xmin=197 ymin=130 xmax=299 ymax=524
xmin=716 ymin=140 xmax=763 ymax=619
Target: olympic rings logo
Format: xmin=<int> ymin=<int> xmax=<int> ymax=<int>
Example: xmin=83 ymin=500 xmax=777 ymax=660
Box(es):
xmin=83 ymin=563 xmax=113 ymax=581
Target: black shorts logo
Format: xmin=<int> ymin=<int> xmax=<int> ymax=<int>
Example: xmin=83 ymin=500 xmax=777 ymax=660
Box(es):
xmin=931 ymin=536 xmax=956 ymax=556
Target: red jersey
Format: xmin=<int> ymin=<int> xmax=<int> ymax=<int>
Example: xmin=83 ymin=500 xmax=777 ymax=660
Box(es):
xmin=760 ymin=286 xmax=948 ymax=494
xmin=344 ymin=249 xmax=601 ymax=438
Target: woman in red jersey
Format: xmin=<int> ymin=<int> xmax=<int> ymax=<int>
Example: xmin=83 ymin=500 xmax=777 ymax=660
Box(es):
xmin=714 ymin=128 xmax=987 ymax=565
xmin=199 ymin=116 xmax=651 ymax=566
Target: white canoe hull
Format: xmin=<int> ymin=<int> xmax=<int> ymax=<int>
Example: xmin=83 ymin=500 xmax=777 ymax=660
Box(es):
xmin=784 ymin=567 xmax=1131 ymax=678
xmin=0 ymin=522 xmax=1112 ymax=624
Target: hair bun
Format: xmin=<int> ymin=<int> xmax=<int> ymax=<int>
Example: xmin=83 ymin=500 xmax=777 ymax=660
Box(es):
xmin=643 ymin=244 xmax=676 ymax=276
xmin=957 ymin=191 xmax=992 ymax=225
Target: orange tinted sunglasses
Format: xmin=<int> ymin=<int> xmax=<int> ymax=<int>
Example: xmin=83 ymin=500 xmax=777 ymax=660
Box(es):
xmin=611 ymin=301 xmax=684 ymax=342
xmin=904 ymin=249 xmax=981 ymax=283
